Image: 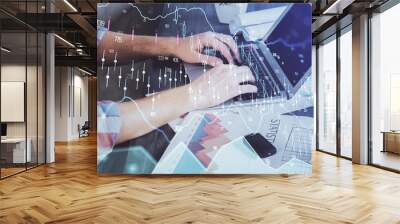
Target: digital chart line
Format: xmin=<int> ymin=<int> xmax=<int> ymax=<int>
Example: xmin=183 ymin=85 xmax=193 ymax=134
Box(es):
xmin=98 ymin=3 xmax=216 ymax=32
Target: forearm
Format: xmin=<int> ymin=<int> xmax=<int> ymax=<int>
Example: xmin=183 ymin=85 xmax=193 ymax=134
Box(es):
xmin=115 ymin=85 xmax=194 ymax=144
xmin=98 ymin=31 xmax=176 ymax=63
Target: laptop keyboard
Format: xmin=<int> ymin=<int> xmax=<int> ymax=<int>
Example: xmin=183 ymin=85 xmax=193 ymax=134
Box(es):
xmin=237 ymin=44 xmax=282 ymax=100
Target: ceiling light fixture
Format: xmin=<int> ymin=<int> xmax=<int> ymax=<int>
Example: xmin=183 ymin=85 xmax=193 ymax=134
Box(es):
xmin=63 ymin=0 xmax=78 ymax=12
xmin=78 ymin=67 xmax=92 ymax=76
xmin=323 ymin=0 xmax=354 ymax=15
xmin=1 ymin=47 xmax=11 ymax=53
xmin=54 ymin=34 xmax=75 ymax=48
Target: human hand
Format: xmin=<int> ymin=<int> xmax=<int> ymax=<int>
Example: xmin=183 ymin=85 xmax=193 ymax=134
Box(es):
xmin=173 ymin=31 xmax=241 ymax=67
xmin=186 ymin=64 xmax=257 ymax=110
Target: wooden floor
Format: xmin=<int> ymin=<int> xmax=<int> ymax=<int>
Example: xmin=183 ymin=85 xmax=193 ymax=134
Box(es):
xmin=373 ymin=150 xmax=400 ymax=171
xmin=1 ymin=167 xmax=26 ymax=178
xmin=1 ymin=135 xmax=400 ymax=224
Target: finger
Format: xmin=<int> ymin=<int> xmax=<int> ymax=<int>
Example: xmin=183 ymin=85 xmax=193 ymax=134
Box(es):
xmin=239 ymin=84 xmax=258 ymax=94
xmin=234 ymin=66 xmax=255 ymax=83
xmin=215 ymin=33 xmax=241 ymax=62
xmin=202 ymin=36 xmax=234 ymax=64
xmin=197 ymin=53 xmax=223 ymax=67
xmin=228 ymin=84 xmax=257 ymax=99
xmin=218 ymin=64 xmax=237 ymax=73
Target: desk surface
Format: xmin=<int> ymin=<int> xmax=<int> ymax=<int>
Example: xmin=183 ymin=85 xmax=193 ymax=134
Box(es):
xmin=381 ymin=131 xmax=400 ymax=134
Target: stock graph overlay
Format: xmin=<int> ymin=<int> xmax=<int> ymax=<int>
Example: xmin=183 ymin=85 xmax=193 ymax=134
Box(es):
xmin=97 ymin=3 xmax=313 ymax=174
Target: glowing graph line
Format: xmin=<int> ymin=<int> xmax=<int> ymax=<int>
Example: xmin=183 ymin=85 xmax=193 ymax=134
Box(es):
xmin=265 ymin=38 xmax=310 ymax=49
xmin=98 ymin=3 xmax=215 ymax=32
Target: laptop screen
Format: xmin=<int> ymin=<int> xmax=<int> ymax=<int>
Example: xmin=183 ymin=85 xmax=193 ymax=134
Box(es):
xmin=265 ymin=4 xmax=311 ymax=87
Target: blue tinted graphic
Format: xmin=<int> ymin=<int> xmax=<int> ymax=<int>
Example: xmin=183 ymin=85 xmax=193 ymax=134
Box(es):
xmin=97 ymin=3 xmax=314 ymax=175
xmin=266 ymin=4 xmax=312 ymax=86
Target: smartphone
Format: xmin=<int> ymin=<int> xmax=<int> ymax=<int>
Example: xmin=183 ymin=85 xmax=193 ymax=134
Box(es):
xmin=244 ymin=133 xmax=277 ymax=158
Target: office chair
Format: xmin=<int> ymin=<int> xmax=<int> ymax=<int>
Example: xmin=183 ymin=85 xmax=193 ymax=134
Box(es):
xmin=79 ymin=121 xmax=90 ymax=138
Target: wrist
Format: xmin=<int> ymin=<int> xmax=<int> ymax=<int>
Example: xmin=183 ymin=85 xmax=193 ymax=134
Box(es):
xmin=178 ymin=85 xmax=197 ymax=113
xmin=159 ymin=37 xmax=177 ymax=57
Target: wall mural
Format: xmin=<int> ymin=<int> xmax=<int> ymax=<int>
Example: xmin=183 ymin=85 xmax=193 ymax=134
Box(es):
xmin=97 ymin=3 xmax=313 ymax=174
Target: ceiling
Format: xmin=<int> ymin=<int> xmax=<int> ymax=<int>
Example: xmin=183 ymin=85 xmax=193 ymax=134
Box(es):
xmin=0 ymin=0 xmax=390 ymax=75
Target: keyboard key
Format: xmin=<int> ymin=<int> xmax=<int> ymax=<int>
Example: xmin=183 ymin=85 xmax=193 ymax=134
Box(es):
xmin=238 ymin=45 xmax=281 ymax=99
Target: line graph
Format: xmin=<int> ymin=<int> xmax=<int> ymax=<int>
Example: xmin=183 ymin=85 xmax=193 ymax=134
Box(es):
xmin=98 ymin=3 xmax=216 ymax=32
xmin=265 ymin=37 xmax=310 ymax=49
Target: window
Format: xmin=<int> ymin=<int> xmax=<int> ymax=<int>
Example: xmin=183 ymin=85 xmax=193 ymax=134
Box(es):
xmin=317 ymin=36 xmax=337 ymax=154
xmin=339 ymin=28 xmax=352 ymax=158
xmin=370 ymin=3 xmax=400 ymax=171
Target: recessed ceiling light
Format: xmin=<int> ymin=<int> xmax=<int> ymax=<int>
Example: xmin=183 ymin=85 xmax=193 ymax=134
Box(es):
xmin=1 ymin=47 xmax=11 ymax=53
xmin=78 ymin=67 xmax=92 ymax=76
xmin=323 ymin=0 xmax=354 ymax=15
xmin=63 ymin=0 xmax=78 ymax=12
xmin=54 ymin=34 xmax=75 ymax=48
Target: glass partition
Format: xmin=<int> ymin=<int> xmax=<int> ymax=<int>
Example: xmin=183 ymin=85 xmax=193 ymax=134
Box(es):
xmin=1 ymin=31 xmax=28 ymax=177
xmin=0 ymin=1 xmax=46 ymax=179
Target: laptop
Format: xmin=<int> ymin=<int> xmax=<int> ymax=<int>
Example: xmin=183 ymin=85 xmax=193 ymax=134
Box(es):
xmin=123 ymin=4 xmax=311 ymax=105
xmin=203 ymin=4 xmax=311 ymax=102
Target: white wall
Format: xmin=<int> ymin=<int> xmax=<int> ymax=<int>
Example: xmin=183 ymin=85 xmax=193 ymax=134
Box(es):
xmin=54 ymin=67 xmax=69 ymax=141
xmin=72 ymin=73 xmax=89 ymax=138
xmin=1 ymin=63 xmax=46 ymax=163
xmin=1 ymin=65 xmax=42 ymax=138
xmin=54 ymin=67 xmax=89 ymax=141
xmin=1 ymin=65 xmax=26 ymax=138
